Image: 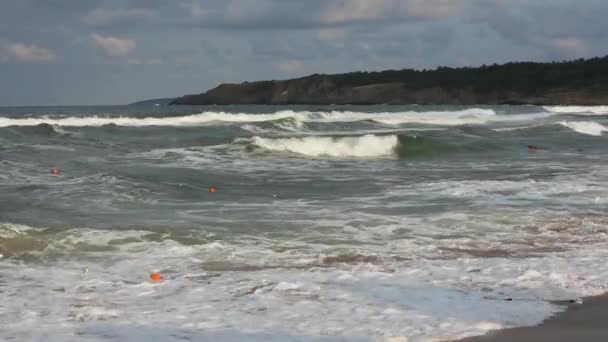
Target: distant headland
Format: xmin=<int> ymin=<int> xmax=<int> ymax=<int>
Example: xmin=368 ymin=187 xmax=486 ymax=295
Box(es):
xmin=129 ymin=98 xmax=175 ymax=106
xmin=170 ymin=57 xmax=608 ymax=106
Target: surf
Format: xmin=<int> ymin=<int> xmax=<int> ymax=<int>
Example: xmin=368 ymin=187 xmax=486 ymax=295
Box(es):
xmin=0 ymin=108 xmax=504 ymax=128
xmin=559 ymin=121 xmax=608 ymax=136
xmin=247 ymin=134 xmax=400 ymax=158
xmin=544 ymin=106 xmax=608 ymax=115
xmin=240 ymin=132 xmax=499 ymax=159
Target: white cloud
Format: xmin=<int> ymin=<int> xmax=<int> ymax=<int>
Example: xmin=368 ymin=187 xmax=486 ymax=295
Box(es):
xmin=278 ymin=60 xmax=306 ymax=74
xmin=127 ymin=57 xmax=142 ymax=65
xmin=404 ymin=0 xmax=464 ymax=18
xmin=550 ymin=38 xmax=587 ymax=55
xmin=147 ymin=58 xmax=163 ymax=65
xmin=320 ymin=0 xmax=464 ymax=25
xmin=175 ymin=56 xmax=194 ymax=67
xmin=225 ymin=0 xmax=273 ymax=20
xmin=83 ymin=8 xmax=155 ymax=26
xmin=91 ymin=33 xmax=136 ymax=57
xmin=318 ymin=28 xmax=349 ymax=43
xmin=5 ymin=43 xmax=55 ymax=62
xmin=127 ymin=58 xmax=164 ymax=65
xmin=321 ymin=0 xmax=387 ymax=24
xmin=180 ymin=1 xmax=207 ymax=18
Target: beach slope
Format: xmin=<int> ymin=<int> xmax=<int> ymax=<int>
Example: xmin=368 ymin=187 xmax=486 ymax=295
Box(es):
xmin=453 ymin=295 xmax=608 ymax=342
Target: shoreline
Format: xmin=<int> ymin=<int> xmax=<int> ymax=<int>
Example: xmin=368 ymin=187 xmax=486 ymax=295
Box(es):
xmin=450 ymin=294 xmax=608 ymax=342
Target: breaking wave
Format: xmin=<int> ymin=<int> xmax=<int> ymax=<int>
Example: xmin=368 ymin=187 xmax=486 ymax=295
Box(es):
xmin=0 ymin=108 xmax=506 ymax=128
xmin=0 ymin=111 xmax=308 ymax=128
xmin=249 ymin=134 xmax=400 ymax=157
xmin=559 ymin=121 xmax=608 ymax=136
xmin=544 ymin=106 xmax=608 ymax=115
xmin=244 ymin=133 xmax=498 ymax=158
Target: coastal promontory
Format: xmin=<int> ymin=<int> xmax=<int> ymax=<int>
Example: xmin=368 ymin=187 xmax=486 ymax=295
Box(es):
xmin=171 ymin=57 xmax=608 ymax=106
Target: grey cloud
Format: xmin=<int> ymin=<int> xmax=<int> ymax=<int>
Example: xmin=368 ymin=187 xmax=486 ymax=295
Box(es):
xmin=90 ymin=33 xmax=136 ymax=56
xmin=27 ymin=0 xmax=99 ymax=11
xmin=177 ymin=0 xmax=470 ymax=30
xmin=251 ymin=35 xmax=325 ymax=61
xmin=1 ymin=0 xmax=608 ymax=105
xmin=476 ymin=1 xmax=608 ymax=56
xmin=82 ymin=7 xmax=156 ymax=26
xmin=5 ymin=42 xmax=56 ymax=62
xmin=319 ymin=0 xmax=465 ymax=25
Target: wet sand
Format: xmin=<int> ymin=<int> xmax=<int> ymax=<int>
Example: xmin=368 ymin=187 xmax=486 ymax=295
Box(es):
xmin=452 ymin=295 xmax=608 ymax=342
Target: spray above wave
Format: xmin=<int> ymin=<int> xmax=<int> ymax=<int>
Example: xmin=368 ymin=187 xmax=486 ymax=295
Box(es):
xmin=244 ymin=133 xmax=498 ymax=158
xmin=544 ymin=106 xmax=608 ymax=115
xmin=559 ymin=121 xmax=608 ymax=136
xmin=0 ymin=108 xmax=509 ymax=128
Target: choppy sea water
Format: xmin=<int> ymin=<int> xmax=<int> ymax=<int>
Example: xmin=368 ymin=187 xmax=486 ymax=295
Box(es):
xmin=1 ymin=104 xmax=607 ymax=341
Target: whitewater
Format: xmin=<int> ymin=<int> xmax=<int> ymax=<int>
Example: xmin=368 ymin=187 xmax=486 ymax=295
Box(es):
xmin=0 ymin=108 xmax=550 ymax=128
xmin=1 ymin=104 xmax=607 ymax=341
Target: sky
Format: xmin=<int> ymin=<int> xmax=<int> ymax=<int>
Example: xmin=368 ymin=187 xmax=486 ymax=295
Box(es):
xmin=1 ymin=0 xmax=607 ymax=106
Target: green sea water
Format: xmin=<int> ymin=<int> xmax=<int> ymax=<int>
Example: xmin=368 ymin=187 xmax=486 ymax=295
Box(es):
xmin=1 ymin=104 xmax=607 ymax=341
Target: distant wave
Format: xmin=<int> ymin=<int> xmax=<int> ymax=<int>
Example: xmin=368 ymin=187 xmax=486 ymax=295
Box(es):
xmin=491 ymin=125 xmax=540 ymax=132
xmin=544 ymin=106 xmax=608 ymax=115
xmin=0 ymin=109 xmax=513 ymax=128
xmin=0 ymin=111 xmax=309 ymax=128
xmin=559 ymin=121 xmax=608 ymax=136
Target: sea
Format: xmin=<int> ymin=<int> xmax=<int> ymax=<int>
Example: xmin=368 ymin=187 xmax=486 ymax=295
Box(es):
xmin=1 ymin=104 xmax=607 ymax=341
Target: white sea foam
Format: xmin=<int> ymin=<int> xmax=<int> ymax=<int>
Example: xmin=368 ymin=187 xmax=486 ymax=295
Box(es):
xmin=250 ymin=134 xmax=399 ymax=157
xmin=72 ymin=307 xmax=121 ymax=322
xmin=492 ymin=125 xmax=538 ymax=132
xmin=559 ymin=121 xmax=608 ymax=136
xmin=0 ymin=108 xmax=547 ymax=128
xmin=4 ymin=224 xmax=608 ymax=341
xmin=0 ymin=111 xmax=312 ymax=128
xmin=390 ymin=171 xmax=608 ymax=210
xmin=49 ymin=125 xmax=78 ymax=135
xmin=544 ymin=106 xmax=608 ymax=115
xmin=369 ymin=109 xmax=485 ymax=125
xmin=239 ymin=124 xmax=273 ymax=134
xmin=320 ymin=108 xmax=516 ymax=126
xmin=0 ymin=222 xmax=43 ymax=237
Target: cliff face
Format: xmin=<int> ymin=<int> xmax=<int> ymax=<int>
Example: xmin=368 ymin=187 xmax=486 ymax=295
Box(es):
xmin=170 ymin=57 xmax=608 ymax=105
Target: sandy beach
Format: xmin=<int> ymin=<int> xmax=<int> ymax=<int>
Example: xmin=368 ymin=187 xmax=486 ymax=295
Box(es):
xmin=452 ymin=295 xmax=608 ymax=341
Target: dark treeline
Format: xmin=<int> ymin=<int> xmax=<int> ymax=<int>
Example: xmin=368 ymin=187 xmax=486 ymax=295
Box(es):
xmin=321 ymin=57 xmax=608 ymax=94
xmin=171 ymin=56 xmax=608 ymax=105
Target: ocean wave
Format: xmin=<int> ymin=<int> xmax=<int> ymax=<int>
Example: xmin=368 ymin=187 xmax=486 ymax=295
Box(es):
xmin=491 ymin=125 xmax=540 ymax=132
xmin=244 ymin=133 xmax=497 ymax=158
xmin=240 ymin=124 xmax=274 ymax=135
xmin=544 ymin=106 xmax=608 ymax=115
xmin=0 ymin=108 xmax=508 ymax=128
xmin=559 ymin=121 xmax=608 ymax=136
xmin=369 ymin=108 xmax=495 ymax=126
xmin=314 ymin=108 xmax=499 ymax=126
xmin=249 ymin=134 xmax=400 ymax=157
xmin=0 ymin=111 xmax=309 ymax=127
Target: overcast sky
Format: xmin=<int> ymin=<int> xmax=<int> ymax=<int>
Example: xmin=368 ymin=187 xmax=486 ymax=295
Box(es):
xmin=1 ymin=0 xmax=607 ymax=105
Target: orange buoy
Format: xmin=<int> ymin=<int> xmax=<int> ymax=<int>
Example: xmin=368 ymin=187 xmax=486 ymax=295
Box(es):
xmin=150 ymin=272 xmax=162 ymax=282
xmin=209 ymin=186 xmax=217 ymax=193
xmin=52 ymin=168 xmax=60 ymax=175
